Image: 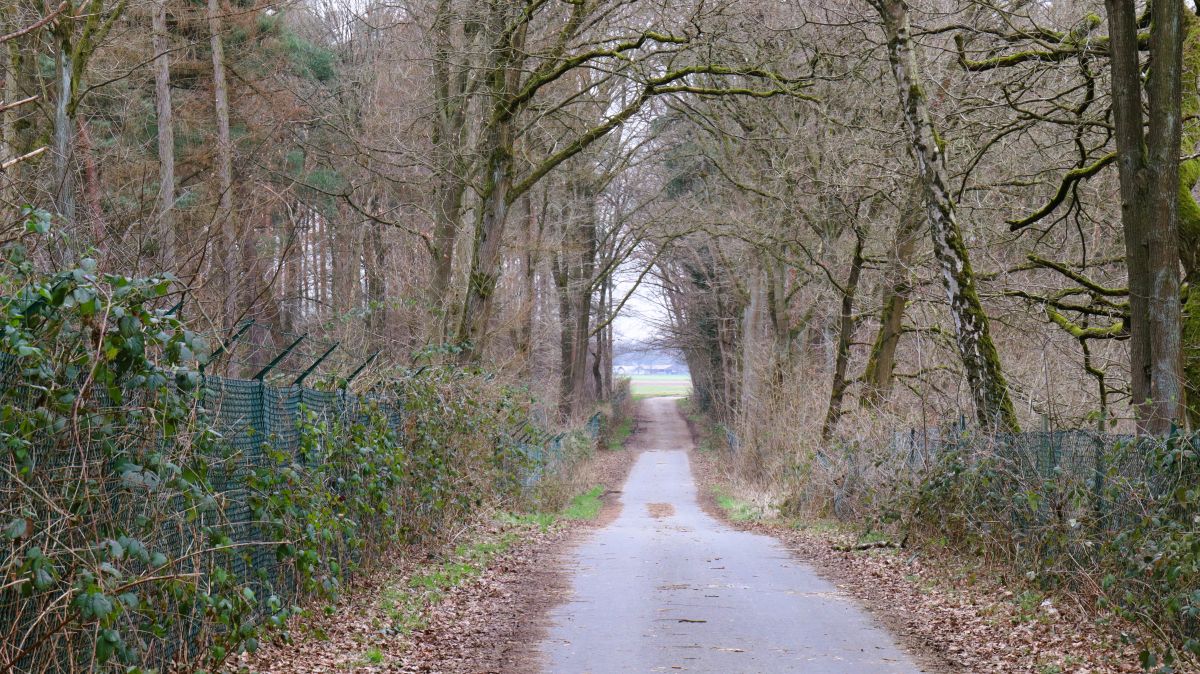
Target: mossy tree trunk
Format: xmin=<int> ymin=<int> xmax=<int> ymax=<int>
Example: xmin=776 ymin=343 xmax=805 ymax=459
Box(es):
xmin=51 ymin=12 xmax=77 ymax=230
xmin=862 ymin=179 xmax=923 ymax=407
xmin=1175 ymin=11 xmax=1200 ymax=426
xmin=2 ymin=21 xmax=26 ymax=223
xmin=874 ymin=0 xmax=1020 ymax=432
xmin=822 ymin=232 xmax=864 ymax=443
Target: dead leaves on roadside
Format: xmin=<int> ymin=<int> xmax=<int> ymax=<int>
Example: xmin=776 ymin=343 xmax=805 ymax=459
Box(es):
xmin=230 ymin=520 xmax=565 ymax=674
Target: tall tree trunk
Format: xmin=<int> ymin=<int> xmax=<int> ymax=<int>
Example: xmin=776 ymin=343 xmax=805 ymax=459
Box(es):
xmin=875 ymin=0 xmax=1020 ymax=432
xmin=457 ymin=120 xmax=513 ymax=358
xmin=604 ymin=277 xmax=614 ymax=398
xmin=553 ymin=248 xmax=574 ymax=419
xmin=76 ymin=118 xmax=104 ymax=247
xmin=763 ymin=260 xmax=793 ymax=392
xmin=332 ymin=208 xmax=357 ymax=316
xmin=364 ymin=209 xmax=388 ymax=346
xmin=1175 ymin=13 xmax=1200 ymax=426
xmin=740 ymin=269 xmax=764 ymax=413
xmin=862 ymin=180 xmax=923 ymax=407
xmin=208 ymin=0 xmax=236 ymax=329
xmin=52 ymin=19 xmax=76 ymax=230
xmin=1 ymin=37 xmax=21 ymax=216
xmin=822 ymin=233 xmax=864 ymax=443
xmin=516 ymin=193 xmax=541 ymax=375
xmin=1106 ymin=0 xmax=1185 ymax=433
xmin=569 ymin=188 xmax=597 ymax=416
xmin=591 ymin=316 xmax=603 ymax=403
xmin=152 ymin=0 xmax=176 ymax=269
xmin=454 ymin=2 xmax=525 ymax=361
xmin=427 ymin=0 xmax=471 ymax=320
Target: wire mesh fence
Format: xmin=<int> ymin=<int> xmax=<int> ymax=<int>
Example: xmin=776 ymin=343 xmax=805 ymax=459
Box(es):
xmin=725 ymin=421 xmax=1180 ymax=549
xmin=0 ymin=357 xmax=598 ymax=672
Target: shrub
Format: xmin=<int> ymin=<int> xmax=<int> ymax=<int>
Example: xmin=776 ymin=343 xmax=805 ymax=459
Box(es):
xmin=0 ymin=241 xmax=549 ymax=672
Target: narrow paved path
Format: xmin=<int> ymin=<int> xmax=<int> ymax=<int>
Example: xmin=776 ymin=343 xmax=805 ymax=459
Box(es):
xmin=539 ymin=397 xmax=925 ymax=673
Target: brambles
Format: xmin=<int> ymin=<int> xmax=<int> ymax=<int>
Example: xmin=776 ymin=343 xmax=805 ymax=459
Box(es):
xmin=0 ymin=242 xmax=556 ymax=672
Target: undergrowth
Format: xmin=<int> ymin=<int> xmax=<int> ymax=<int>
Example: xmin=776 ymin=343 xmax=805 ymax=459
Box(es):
xmin=722 ymin=392 xmax=1200 ymax=670
xmin=0 ymin=229 xmax=560 ymax=673
xmin=375 ymin=525 xmax=523 ymax=637
xmin=712 ymin=487 xmax=762 ymax=522
xmin=608 ymin=416 xmax=634 ymax=450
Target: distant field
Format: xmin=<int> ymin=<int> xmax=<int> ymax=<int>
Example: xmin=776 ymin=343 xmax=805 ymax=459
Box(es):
xmin=627 ymin=374 xmax=692 ymax=398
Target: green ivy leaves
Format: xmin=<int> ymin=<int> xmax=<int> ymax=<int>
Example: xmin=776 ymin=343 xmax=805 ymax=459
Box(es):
xmin=0 ymin=252 xmax=547 ymax=672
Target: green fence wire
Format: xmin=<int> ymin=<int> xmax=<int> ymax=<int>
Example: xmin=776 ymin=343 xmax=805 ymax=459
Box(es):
xmin=725 ymin=423 xmax=1173 ymax=538
xmin=0 ymin=359 xmax=601 ymax=672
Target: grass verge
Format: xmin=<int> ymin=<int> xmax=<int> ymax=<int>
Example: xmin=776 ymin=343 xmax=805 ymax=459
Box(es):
xmin=712 ymin=486 xmax=762 ymax=522
xmin=374 ymin=479 xmax=609 ymax=640
xmin=607 ymin=416 xmax=634 ymax=450
xmin=563 ymin=485 xmax=605 ymax=520
xmin=376 ymin=525 xmax=523 ymax=637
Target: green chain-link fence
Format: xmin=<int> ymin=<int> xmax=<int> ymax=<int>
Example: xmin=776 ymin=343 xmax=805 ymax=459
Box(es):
xmin=0 ymin=358 xmax=600 ymax=672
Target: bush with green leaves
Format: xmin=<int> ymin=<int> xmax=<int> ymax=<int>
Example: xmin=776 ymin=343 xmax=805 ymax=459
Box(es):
xmin=0 ymin=234 xmax=549 ymax=672
xmin=0 ymin=242 xmax=232 ymax=672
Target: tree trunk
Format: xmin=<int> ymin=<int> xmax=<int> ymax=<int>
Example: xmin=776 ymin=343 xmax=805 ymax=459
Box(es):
xmin=208 ymin=0 xmax=236 ymax=329
xmin=1106 ymin=0 xmax=1185 ymax=433
xmin=426 ymin=0 xmax=476 ymax=323
xmin=740 ymin=269 xmax=763 ymax=413
xmin=569 ymin=187 xmax=597 ymax=416
xmin=52 ymin=21 xmax=76 ymax=229
xmin=553 ymin=247 xmax=574 ymax=419
xmin=516 ymin=194 xmax=541 ymax=376
xmin=364 ymin=211 xmax=388 ymax=346
xmin=332 ymin=206 xmax=357 ymax=316
xmin=876 ymin=0 xmax=1020 ymax=432
xmin=822 ymin=233 xmax=864 ymax=443
xmin=1175 ymin=12 xmax=1200 ymax=426
xmin=76 ymin=118 xmax=104 ymax=247
xmin=152 ymin=0 xmax=177 ymax=269
xmin=454 ymin=3 xmax=527 ymax=361
xmin=763 ymin=260 xmax=793 ymax=392
xmin=862 ymin=179 xmax=923 ymax=407
xmin=1 ymin=37 xmax=21 ymax=216
xmin=591 ymin=301 xmax=604 ymax=404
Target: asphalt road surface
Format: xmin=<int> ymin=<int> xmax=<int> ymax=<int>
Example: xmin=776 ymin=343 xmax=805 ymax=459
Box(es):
xmin=539 ymin=397 xmax=925 ymax=674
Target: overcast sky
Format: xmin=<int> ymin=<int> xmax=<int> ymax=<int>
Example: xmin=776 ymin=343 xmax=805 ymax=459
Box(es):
xmin=611 ymin=270 xmax=665 ymax=344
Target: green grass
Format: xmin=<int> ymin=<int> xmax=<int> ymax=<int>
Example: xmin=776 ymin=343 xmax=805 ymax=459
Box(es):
xmin=497 ymin=510 xmax=557 ymax=531
xmin=629 ymin=374 xmax=692 ymax=398
xmin=607 ymin=416 xmax=634 ymax=450
xmin=858 ymin=530 xmax=891 ymax=545
xmin=372 ymin=480 xmax=610 ymax=643
xmin=362 ymin=647 xmax=384 ymax=665
xmin=376 ymin=531 xmax=520 ymax=635
xmin=713 ymin=487 xmax=761 ymax=522
xmin=563 ymin=485 xmax=605 ymax=520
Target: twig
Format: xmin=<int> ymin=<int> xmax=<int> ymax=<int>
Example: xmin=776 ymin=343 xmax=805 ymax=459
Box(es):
xmin=0 ymin=2 xmax=68 ymax=45
xmin=834 ymin=540 xmax=900 ymax=551
xmin=1 ymin=147 xmax=47 ymax=171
